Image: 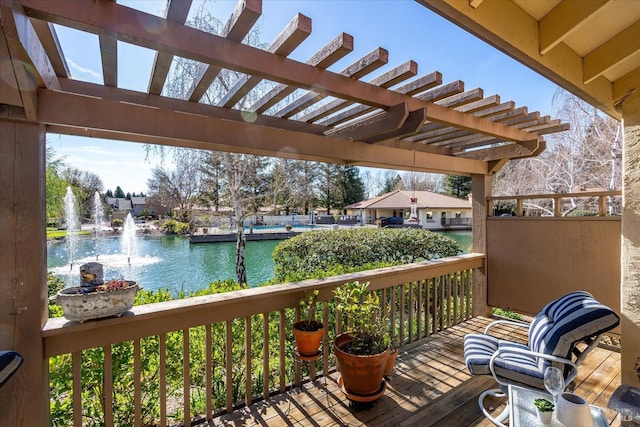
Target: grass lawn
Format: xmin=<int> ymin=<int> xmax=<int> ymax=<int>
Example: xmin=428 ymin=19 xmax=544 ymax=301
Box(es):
xmin=47 ymin=228 xmax=91 ymax=239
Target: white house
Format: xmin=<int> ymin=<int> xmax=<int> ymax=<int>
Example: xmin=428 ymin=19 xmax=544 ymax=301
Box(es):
xmin=344 ymin=190 xmax=472 ymax=230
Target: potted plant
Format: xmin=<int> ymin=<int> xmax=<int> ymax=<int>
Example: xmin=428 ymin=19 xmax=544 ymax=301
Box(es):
xmin=383 ymin=335 xmax=401 ymax=376
xmin=333 ymin=281 xmax=390 ymax=400
xmin=285 ymin=223 xmax=293 ymax=232
xmin=292 ymin=289 xmax=325 ymax=357
xmin=534 ymin=398 xmax=555 ymax=424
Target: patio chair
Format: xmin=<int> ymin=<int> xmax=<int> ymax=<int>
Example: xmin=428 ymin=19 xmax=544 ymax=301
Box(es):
xmin=463 ymin=291 xmax=619 ymax=426
xmin=0 ymin=350 xmax=23 ymax=389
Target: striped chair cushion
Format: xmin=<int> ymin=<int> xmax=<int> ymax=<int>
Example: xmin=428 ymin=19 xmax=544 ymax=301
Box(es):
xmin=529 ymin=291 xmax=620 ymax=371
xmin=0 ymin=351 xmax=23 ymax=388
xmin=464 ymin=334 xmax=546 ymax=389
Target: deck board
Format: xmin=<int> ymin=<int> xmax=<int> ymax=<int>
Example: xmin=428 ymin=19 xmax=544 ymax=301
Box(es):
xmin=205 ymin=317 xmax=621 ymax=426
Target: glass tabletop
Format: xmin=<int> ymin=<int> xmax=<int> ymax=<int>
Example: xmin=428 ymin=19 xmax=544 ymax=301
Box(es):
xmin=509 ymin=385 xmax=608 ymax=427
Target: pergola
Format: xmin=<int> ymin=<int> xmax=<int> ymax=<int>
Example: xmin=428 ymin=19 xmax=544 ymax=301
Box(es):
xmin=0 ymin=0 xmax=638 ymax=425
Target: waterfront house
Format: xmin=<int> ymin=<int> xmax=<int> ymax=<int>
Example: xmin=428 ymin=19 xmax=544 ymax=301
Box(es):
xmin=345 ymin=189 xmax=472 ymax=229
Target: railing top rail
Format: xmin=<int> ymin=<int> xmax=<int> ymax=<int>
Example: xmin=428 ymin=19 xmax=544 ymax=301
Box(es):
xmin=43 ymin=253 xmax=484 ymax=357
xmin=487 ymin=190 xmax=621 ymax=201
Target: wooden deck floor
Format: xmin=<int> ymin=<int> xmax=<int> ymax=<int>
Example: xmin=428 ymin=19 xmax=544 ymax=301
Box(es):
xmin=205 ymin=317 xmax=621 ymax=426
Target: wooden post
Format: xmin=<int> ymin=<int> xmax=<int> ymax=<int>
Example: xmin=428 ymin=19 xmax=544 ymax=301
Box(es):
xmin=0 ymin=120 xmax=48 ymax=425
xmin=621 ymin=92 xmax=640 ymax=389
xmin=471 ymin=174 xmax=492 ymax=317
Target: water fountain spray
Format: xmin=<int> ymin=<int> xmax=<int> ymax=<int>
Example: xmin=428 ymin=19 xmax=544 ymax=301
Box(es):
xmin=121 ymin=213 xmax=137 ymax=265
xmin=63 ymin=187 xmax=80 ymax=271
xmin=92 ymin=192 xmax=105 ymax=260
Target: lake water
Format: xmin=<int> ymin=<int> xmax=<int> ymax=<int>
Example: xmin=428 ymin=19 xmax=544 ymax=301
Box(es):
xmin=47 ymin=230 xmax=472 ymax=296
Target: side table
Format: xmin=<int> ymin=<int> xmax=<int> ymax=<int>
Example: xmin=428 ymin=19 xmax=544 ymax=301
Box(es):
xmin=510 ymin=385 xmax=608 ymax=427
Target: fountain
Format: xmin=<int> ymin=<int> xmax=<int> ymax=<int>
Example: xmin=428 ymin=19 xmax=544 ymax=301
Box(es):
xmin=92 ymin=191 xmax=104 ymax=260
xmin=63 ymin=186 xmax=79 ymax=271
xmin=121 ymin=213 xmax=137 ymax=265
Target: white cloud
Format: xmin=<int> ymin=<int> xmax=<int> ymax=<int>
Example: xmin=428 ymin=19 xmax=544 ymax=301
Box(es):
xmin=66 ymin=58 xmax=101 ymax=80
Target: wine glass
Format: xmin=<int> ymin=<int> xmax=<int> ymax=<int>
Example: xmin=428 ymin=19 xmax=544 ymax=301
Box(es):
xmin=543 ymin=366 xmax=565 ymax=405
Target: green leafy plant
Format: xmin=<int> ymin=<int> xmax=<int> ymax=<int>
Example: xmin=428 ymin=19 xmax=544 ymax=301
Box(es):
xmin=333 ymin=281 xmax=389 ymax=355
xmin=534 ymin=398 xmax=554 ymax=412
xmin=273 ymin=228 xmax=460 ymax=282
xmin=297 ymin=289 xmax=322 ymax=331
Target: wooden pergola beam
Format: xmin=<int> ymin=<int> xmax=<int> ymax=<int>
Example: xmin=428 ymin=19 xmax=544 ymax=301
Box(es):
xmin=584 ymin=19 xmax=640 ymax=84
xmin=37 ymin=89 xmax=488 ymax=175
xmin=98 ymin=35 xmax=117 ymax=87
xmin=29 ymin=18 xmax=69 ymax=77
xmin=57 ymin=78 xmax=329 ymax=135
xmin=147 ymin=0 xmax=193 ymax=95
xmin=0 ymin=0 xmax=59 ymax=119
xmin=185 ymin=0 xmax=261 ymax=102
xmin=250 ymin=32 xmax=354 ymax=114
xmin=218 ymin=13 xmax=312 ymax=108
xmin=22 ymin=0 xmax=540 ymax=143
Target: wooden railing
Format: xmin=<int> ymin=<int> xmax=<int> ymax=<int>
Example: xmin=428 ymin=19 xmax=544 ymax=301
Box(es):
xmin=43 ymin=254 xmax=484 ymax=427
xmin=488 ymin=190 xmax=622 ymax=217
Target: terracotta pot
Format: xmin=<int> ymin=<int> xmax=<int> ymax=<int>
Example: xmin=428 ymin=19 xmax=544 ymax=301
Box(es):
xmin=383 ymin=349 xmax=398 ymax=376
xmin=293 ymin=320 xmax=325 ymax=356
xmin=333 ymin=333 xmax=390 ymax=396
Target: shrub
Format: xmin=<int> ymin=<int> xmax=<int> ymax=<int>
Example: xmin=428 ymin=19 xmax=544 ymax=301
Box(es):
xmin=272 ymin=227 xmax=460 ymax=282
xmin=161 ymin=218 xmax=191 ymax=235
xmin=566 ymin=209 xmax=597 ymax=217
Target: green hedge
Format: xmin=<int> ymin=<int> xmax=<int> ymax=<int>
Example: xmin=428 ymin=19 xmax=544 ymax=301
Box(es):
xmin=273 ymin=227 xmax=461 ymax=282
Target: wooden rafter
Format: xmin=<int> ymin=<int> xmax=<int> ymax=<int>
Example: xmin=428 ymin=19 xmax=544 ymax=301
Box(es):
xmin=29 ymin=19 xmax=68 ymax=77
xmin=147 ymin=0 xmax=193 ymax=95
xmin=217 ymin=13 xmax=311 ymax=108
xmin=99 ymin=35 xmax=116 ymax=87
xmin=185 ymin=0 xmax=261 ymax=102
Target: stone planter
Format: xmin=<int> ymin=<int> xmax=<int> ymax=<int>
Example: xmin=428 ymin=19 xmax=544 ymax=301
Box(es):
xmin=51 ymin=281 xmax=140 ymax=323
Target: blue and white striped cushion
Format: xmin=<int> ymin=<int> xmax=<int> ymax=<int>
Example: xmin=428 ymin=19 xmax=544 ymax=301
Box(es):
xmin=464 ymin=334 xmax=545 ymax=388
xmin=0 ymin=351 xmax=23 ymax=388
xmin=529 ymin=291 xmax=620 ymax=371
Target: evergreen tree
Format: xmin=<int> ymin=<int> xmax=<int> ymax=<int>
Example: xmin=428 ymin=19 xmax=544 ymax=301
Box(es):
xmin=444 ymin=175 xmax=472 ymax=199
xmin=339 ymin=165 xmax=366 ymax=206
xmin=114 ymin=186 xmax=125 ymax=198
xmin=126 ymin=192 xmax=132 ymax=200
xmin=106 ymin=189 xmax=114 ymax=197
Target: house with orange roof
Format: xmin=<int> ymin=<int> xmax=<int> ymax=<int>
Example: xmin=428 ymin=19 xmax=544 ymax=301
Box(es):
xmin=344 ymin=190 xmax=472 ymax=230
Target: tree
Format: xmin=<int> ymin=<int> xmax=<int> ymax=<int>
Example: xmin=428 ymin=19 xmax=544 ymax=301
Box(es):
xmin=378 ymin=171 xmax=403 ymax=195
xmin=114 ymin=186 xmax=125 ymax=199
xmin=317 ymin=163 xmax=342 ymax=215
xmin=106 ymin=189 xmax=114 ymax=197
xmin=338 ymin=165 xmax=366 ymax=206
xmin=146 ymin=151 xmax=203 ymax=222
xmin=444 ymin=175 xmax=471 ymax=199
xmin=493 ymin=89 xmax=622 ymax=215
xmin=62 ymin=167 xmax=104 ymax=220
xmin=45 ymin=146 xmax=69 ymax=225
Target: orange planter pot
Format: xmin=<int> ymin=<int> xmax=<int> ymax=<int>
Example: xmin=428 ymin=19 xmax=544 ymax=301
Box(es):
xmin=333 ymin=333 xmax=390 ymax=397
xmin=293 ymin=321 xmax=325 ymax=356
xmin=383 ymin=349 xmax=398 ymax=376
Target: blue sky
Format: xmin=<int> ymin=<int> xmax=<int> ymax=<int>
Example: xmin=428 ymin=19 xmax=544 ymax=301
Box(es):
xmin=49 ymin=0 xmax=559 ymax=194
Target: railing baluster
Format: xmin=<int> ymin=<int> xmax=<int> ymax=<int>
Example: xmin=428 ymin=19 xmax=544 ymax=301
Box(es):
xmin=294 ymin=306 xmax=301 ymax=387
xmin=205 ymin=324 xmax=213 ymax=420
xmin=323 ymin=303 xmax=329 ymax=378
xmin=279 ymin=310 xmax=286 ymax=393
xmin=425 ymin=278 xmax=431 ymax=336
xmin=160 ymin=334 xmax=167 ymax=427
xmin=245 ymin=316 xmax=252 ymax=407
xmin=438 ymin=276 xmax=445 ymax=331
xmin=417 ymin=279 xmax=423 ymax=339
xmin=390 ymin=285 xmax=396 ymax=339
xmin=103 ymin=345 xmax=113 ymax=427
xmin=400 ymin=282 xmax=406 ymax=343
xmin=134 ymin=338 xmax=142 ymax=427
xmin=453 ymin=273 xmax=459 ymax=325
xmin=183 ymin=329 xmax=190 ymax=426
xmin=73 ymin=351 xmax=81 ymax=427
xmin=263 ymin=313 xmax=269 ymax=399
xmin=225 ymin=320 xmax=233 ymax=413
xmin=408 ymin=281 xmax=414 ymax=344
